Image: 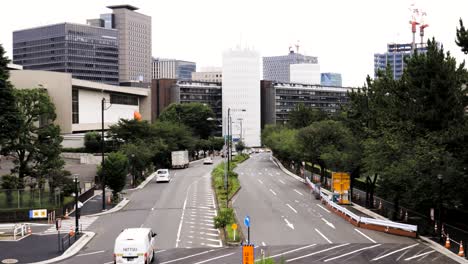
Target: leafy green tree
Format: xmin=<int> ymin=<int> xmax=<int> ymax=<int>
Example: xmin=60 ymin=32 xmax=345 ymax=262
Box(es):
xmin=98 ymin=152 xmax=128 ymax=199
xmin=108 ymin=119 xmax=153 ymax=145
xmin=209 ymin=137 xmax=225 ymax=151
xmin=84 ymin=132 xmax=102 ymax=153
xmin=159 ymin=103 xmax=216 ymax=139
xmin=121 ymin=142 xmax=152 ymax=187
xmin=0 ymin=44 xmax=21 ymax=152
xmin=287 ymin=103 xmax=328 ymax=129
xmin=456 ymin=19 xmax=468 ymax=54
xmin=235 ymin=140 xmax=246 ymax=153
xmin=1 ymin=175 xmax=20 ymax=207
xmin=152 ymin=121 xmax=194 ymax=151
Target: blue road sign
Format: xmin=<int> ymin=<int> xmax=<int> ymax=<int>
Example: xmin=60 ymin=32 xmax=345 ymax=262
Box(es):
xmin=244 ymin=216 xmax=250 ymax=227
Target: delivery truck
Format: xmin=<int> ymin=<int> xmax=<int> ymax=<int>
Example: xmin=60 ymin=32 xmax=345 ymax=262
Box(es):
xmin=171 ymin=150 xmax=189 ymax=169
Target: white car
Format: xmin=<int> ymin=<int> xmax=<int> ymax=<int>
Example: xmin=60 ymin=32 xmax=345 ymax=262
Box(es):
xmin=203 ymin=157 xmax=213 ymax=164
xmin=155 ymin=169 xmax=171 ymax=183
xmin=114 ymin=228 xmax=157 ymax=264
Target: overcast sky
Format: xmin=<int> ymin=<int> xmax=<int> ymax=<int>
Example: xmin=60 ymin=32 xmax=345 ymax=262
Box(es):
xmin=1 ymin=0 xmax=467 ymax=87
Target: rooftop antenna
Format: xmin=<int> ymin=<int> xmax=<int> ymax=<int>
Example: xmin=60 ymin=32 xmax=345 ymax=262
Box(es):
xmin=295 ymin=40 xmax=300 ymax=53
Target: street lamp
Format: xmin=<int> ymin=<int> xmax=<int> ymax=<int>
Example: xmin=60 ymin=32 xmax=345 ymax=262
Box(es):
xmin=226 ymin=108 xmax=246 ymax=208
xmin=131 ymin=154 xmax=136 ymax=187
xmin=101 ymin=97 xmax=112 ymax=211
xmin=437 ymin=173 xmax=443 ymax=242
xmin=73 ymin=175 xmax=80 ymax=235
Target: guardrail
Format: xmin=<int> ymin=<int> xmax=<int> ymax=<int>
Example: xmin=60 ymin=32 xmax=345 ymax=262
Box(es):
xmin=360 ymin=217 xmax=418 ymax=232
xmin=0 ymin=223 xmax=29 ymax=240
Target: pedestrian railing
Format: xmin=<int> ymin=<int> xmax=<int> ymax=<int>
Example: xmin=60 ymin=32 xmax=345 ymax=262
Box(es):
xmin=0 ymin=223 xmax=28 ymax=240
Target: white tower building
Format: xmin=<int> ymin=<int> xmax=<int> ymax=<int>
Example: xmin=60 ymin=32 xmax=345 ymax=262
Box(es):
xmin=222 ymin=47 xmax=261 ymax=147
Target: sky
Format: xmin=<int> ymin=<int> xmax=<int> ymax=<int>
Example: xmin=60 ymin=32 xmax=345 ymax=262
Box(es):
xmin=1 ymin=0 xmax=467 ymax=87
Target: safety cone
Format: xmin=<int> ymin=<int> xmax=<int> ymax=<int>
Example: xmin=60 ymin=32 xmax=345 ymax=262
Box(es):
xmin=27 ymin=225 xmax=32 ymax=235
xmin=64 ymin=209 xmax=69 ymax=219
xmin=69 ymin=227 xmax=75 ymax=237
xmin=378 ymin=200 xmax=383 ymax=210
xmin=458 ymin=241 xmax=465 ymax=257
xmin=107 ymin=195 xmax=111 ymax=205
xmin=445 ymin=234 xmax=451 ymax=249
xmin=434 ymin=223 xmax=438 ymax=233
xmin=404 ymin=211 xmax=408 ymax=222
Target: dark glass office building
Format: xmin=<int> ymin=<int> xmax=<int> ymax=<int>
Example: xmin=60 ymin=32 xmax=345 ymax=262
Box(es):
xmin=13 ymin=23 xmax=119 ymax=85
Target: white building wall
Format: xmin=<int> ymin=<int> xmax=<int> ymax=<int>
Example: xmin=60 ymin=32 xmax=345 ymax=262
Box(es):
xmin=290 ymin=63 xmax=321 ymax=85
xmin=222 ymin=48 xmax=261 ymax=147
xmin=76 ymin=89 xmax=137 ymax=127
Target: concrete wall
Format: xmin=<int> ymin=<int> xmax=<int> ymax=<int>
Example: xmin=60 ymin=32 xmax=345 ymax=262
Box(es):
xmin=9 ymin=70 xmax=73 ymax=134
xmin=62 ymin=134 xmax=85 ymax=148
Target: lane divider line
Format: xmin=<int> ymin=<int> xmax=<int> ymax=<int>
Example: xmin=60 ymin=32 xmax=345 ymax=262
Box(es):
xmin=286 ymin=204 xmax=298 ymax=214
xmin=404 ymin=250 xmax=435 ymax=261
xmin=279 ymin=179 xmax=285 ymax=184
xmin=76 ymin=250 xmax=105 ymax=257
xmin=258 ymin=179 xmax=264 ymax=184
xmin=269 ymin=189 xmax=277 ymax=196
xmin=314 ymin=228 xmax=332 ymax=244
xmin=323 ymin=244 xmax=382 ymax=262
xmin=257 ymin=244 xmax=316 ymax=261
xmin=317 ymin=204 xmax=331 ymax=213
xmin=354 ymin=228 xmax=377 ymax=243
xmin=371 ymin=243 xmax=418 ymax=261
xmin=159 ymin=249 xmax=217 ymax=264
xmin=286 ymin=244 xmax=349 ymax=262
xmin=293 ymin=189 xmax=304 ymax=196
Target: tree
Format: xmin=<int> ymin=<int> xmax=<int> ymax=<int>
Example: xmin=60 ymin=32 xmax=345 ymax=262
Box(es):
xmin=98 ymin=152 xmax=128 ymax=199
xmin=121 ymin=142 xmax=152 ymax=187
xmin=159 ymin=103 xmax=216 ymax=139
xmin=108 ymin=119 xmax=153 ymax=145
xmin=0 ymin=44 xmax=21 ymax=152
xmin=1 ymin=175 xmax=20 ymax=207
xmin=287 ymin=103 xmax=328 ymax=129
xmin=152 ymin=121 xmax=195 ymax=151
xmin=456 ymin=19 xmax=468 ymax=54
xmin=235 ymin=140 xmax=245 ymax=153
xmin=209 ymin=137 xmax=225 ymax=151
xmin=84 ymin=132 xmax=102 ymax=153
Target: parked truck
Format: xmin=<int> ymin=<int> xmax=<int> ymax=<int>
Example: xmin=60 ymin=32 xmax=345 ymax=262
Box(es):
xmin=171 ymin=150 xmax=189 ymax=169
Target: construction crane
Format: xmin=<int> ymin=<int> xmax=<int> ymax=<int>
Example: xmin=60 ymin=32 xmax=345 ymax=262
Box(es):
xmin=419 ymin=10 xmax=429 ymax=46
xmin=409 ymin=2 xmax=420 ymax=51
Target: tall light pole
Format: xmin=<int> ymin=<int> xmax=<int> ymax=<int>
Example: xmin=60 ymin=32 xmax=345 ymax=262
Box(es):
xmin=101 ymin=98 xmax=106 ymax=211
xmin=73 ymin=175 xmax=80 ymax=235
xmin=437 ymin=173 xmax=443 ymax=242
xmin=237 ymin=118 xmax=243 ymax=143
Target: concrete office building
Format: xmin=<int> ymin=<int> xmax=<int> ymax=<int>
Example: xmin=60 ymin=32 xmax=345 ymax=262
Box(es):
xmin=9 ymin=70 xmax=150 ymax=148
xmin=374 ymin=43 xmax=427 ymax=80
xmin=13 ymin=23 xmax=119 ymax=85
xmin=290 ymin=63 xmax=321 ymax=85
xmin=263 ymin=50 xmax=318 ymax=83
xmin=261 ymin=81 xmax=352 ymax=127
xmin=90 ymin=5 xmax=152 ymax=86
xmin=150 ymin=79 xmax=222 ymax=134
xmin=223 ymin=47 xmax=261 ymax=147
xmin=321 ymin=73 xmax=342 ymax=86
xmin=191 ymin=67 xmax=222 ymax=82
xmin=152 ymin=58 xmax=196 ymax=81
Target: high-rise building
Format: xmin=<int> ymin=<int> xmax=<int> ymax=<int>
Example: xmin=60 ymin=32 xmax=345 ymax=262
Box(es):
xmin=91 ymin=5 xmax=152 ymax=86
xmin=13 ymin=23 xmax=119 ymax=85
xmin=374 ymin=43 xmax=427 ymax=80
xmin=321 ymin=73 xmax=342 ymax=86
xmin=191 ymin=67 xmax=222 ymax=82
xmin=223 ymin=47 xmax=261 ymax=147
xmin=152 ymin=58 xmax=196 ymax=81
xmin=263 ymin=50 xmax=318 ymax=83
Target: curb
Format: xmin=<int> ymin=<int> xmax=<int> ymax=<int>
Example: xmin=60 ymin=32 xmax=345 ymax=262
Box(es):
xmin=418 ymin=236 xmax=468 ymax=264
xmin=27 ymin=231 xmax=96 ymax=264
xmin=85 ymin=198 xmax=130 ymax=217
xmin=125 ymin=172 xmax=157 ymax=191
xmin=270 ymin=156 xmax=305 ymax=183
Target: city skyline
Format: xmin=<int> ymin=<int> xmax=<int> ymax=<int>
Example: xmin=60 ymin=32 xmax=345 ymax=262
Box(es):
xmin=1 ymin=0 xmax=467 ymax=87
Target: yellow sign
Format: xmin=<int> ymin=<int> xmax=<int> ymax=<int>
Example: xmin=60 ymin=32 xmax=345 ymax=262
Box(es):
xmin=332 ymin=172 xmax=351 ymax=205
xmin=232 ymin=223 xmax=238 ymax=230
xmin=30 ymin=209 xmax=47 ymax=219
xmin=242 ymin=245 xmax=254 ymax=264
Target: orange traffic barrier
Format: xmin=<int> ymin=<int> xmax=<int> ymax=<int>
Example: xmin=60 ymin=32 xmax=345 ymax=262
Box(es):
xmin=445 ymin=234 xmax=451 ymax=249
xmin=27 ymin=225 xmax=32 ymax=235
xmin=458 ymin=241 xmax=465 ymax=257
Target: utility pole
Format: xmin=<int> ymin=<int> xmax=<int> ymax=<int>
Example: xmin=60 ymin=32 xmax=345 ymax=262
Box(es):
xmin=101 ymin=98 xmax=106 ymax=211
xmin=74 ymin=175 xmax=79 ymax=235
xmin=226 ymin=108 xmax=230 ymax=208
xmin=437 ymin=174 xmax=443 ymax=242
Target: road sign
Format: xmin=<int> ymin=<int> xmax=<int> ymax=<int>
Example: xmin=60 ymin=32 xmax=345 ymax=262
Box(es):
xmin=242 ymin=244 xmax=254 ymax=264
xmin=29 ymin=209 xmax=47 ymax=219
xmin=244 ymin=216 xmax=250 ymax=227
xmin=232 ymin=223 xmax=238 ymax=230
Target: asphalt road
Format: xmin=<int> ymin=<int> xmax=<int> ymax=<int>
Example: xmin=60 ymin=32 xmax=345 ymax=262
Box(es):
xmin=59 ymin=158 xmax=221 ymax=264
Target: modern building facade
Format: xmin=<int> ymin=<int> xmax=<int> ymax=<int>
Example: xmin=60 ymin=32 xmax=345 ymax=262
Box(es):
xmin=13 ymin=23 xmax=119 ymax=85
xmin=290 ymin=63 xmax=321 ymax=85
xmin=223 ymin=48 xmax=261 ymax=147
xmin=263 ymin=50 xmax=318 ymax=83
xmin=191 ymin=67 xmax=222 ymax=82
xmin=374 ymin=43 xmax=427 ymax=80
xmin=9 ymin=70 xmax=150 ymax=147
xmin=89 ymin=5 xmax=152 ymax=86
xmin=152 ymin=58 xmax=196 ymax=80
xmin=150 ymin=79 xmax=222 ymax=135
xmin=321 ymin=73 xmax=342 ymax=86
xmin=261 ymin=81 xmax=352 ymax=127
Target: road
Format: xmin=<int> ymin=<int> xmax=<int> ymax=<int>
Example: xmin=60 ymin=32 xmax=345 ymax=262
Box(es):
xmin=60 ymin=158 xmax=221 ymax=264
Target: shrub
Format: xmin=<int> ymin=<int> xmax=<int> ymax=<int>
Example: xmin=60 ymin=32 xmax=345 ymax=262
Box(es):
xmin=84 ymin=132 xmax=102 ymax=153
xmin=214 ymin=208 xmax=234 ymax=229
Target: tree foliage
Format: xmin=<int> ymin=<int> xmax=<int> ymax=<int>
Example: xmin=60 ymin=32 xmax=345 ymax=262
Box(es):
xmin=287 ymin=103 xmax=328 ymax=129
xmin=456 ymin=19 xmax=468 ymax=54
xmin=84 ymin=132 xmax=102 ymax=153
xmin=99 ymin=152 xmax=128 ymax=197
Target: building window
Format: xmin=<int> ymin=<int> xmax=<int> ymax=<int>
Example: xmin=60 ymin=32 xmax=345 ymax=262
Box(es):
xmin=72 ymin=88 xmax=79 ymax=124
xmin=110 ymin=93 xmax=139 ymax=106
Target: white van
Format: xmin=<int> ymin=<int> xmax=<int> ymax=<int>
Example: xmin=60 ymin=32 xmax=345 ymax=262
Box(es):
xmin=114 ymin=228 xmax=157 ymax=264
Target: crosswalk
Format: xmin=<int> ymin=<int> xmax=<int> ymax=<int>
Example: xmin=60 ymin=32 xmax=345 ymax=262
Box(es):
xmin=41 ymin=216 xmax=98 ymax=235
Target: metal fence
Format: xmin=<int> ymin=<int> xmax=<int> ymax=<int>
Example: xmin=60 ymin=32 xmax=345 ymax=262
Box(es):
xmin=0 ymin=188 xmax=64 ymax=209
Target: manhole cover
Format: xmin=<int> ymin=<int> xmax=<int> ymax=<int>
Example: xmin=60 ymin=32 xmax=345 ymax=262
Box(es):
xmin=2 ymin=259 xmax=18 ymax=264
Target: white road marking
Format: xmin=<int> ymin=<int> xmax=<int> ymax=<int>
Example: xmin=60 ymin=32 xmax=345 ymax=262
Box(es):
xmin=404 ymin=250 xmax=435 ymax=261
xmin=262 ymin=242 xmax=266 ymax=246
xmin=287 ymin=204 xmax=298 ymax=214
xmin=354 ymin=228 xmax=377 ymax=243
xmin=258 ymin=179 xmax=264 ymax=184
xmin=321 ymin=218 xmax=335 ymax=229
xmin=284 ymin=218 xmax=294 ymax=229
xmin=279 ymin=179 xmax=285 ymax=184
xmin=76 ymin=250 xmax=105 ymax=257
xmin=269 ymin=189 xmax=277 ymax=196
xmin=293 ymin=189 xmax=304 ymax=196
xmin=286 ymin=244 xmax=349 ymax=262
xmin=256 ymin=244 xmax=316 ymax=261
xmin=191 ymin=252 xmax=235 ymax=264
xmin=314 ymin=228 xmax=332 ymax=244
xmin=323 ymin=244 xmax=381 ymax=262
xmin=317 ymin=204 xmax=331 ymax=213
xmin=155 ymin=249 xmax=166 ymax=253
xmin=371 ymin=243 xmax=419 ymax=261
